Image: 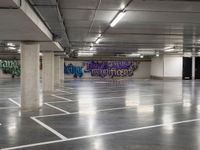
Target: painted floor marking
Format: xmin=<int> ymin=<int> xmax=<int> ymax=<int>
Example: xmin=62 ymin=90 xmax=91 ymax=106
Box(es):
xmin=1 ymin=140 xmax=65 ymax=150
xmin=69 ymin=102 xmax=183 ymax=115
xmin=38 ymin=101 xmax=182 ymax=118
xmin=8 ymin=98 xmax=21 ymax=107
xmin=2 ymin=118 xmax=200 ymax=150
xmin=45 ymin=103 xmax=70 ymax=114
xmin=0 ymin=97 xmax=19 ymax=100
xmin=56 ymin=89 xmax=72 ymax=94
xmin=51 ymin=94 xmax=72 ymax=102
xmin=45 ymin=96 xmax=125 ymax=104
xmin=68 ymin=89 xmax=162 ymax=95
xmin=45 ymin=101 xmax=70 ymax=104
xmin=35 ymin=113 xmax=67 ymax=119
xmin=67 ymin=118 xmax=200 ymax=141
xmin=46 ymin=93 xmax=163 ymax=104
xmin=95 ymin=96 xmax=125 ymax=100
xmin=0 ymin=107 xmax=19 ymax=110
xmin=31 ymin=117 xmax=68 ymax=140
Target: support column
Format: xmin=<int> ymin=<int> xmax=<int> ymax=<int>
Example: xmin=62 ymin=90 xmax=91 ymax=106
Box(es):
xmin=21 ymin=42 xmax=41 ymax=110
xmin=54 ymin=56 xmax=61 ymax=85
xmin=60 ymin=57 xmax=64 ymax=82
xmin=42 ymin=52 xmax=54 ymax=92
xmin=192 ymin=56 xmax=195 ymax=80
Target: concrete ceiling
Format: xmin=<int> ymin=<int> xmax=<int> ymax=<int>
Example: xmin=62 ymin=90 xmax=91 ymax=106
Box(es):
xmin=1 ymin=0 xmax=200 ymax=57
xmin=0 ymin=0 xmax=64 ymax=52
xmin=56 ymin=0 xmax=200 ymax=56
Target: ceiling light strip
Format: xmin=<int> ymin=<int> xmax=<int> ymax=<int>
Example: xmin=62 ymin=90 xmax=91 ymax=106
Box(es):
xmin=110 ymin=11 xmax=126 ymax=27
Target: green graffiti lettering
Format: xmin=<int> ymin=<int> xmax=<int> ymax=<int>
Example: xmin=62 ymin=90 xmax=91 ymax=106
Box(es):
xmin=0 ymin=60 xmax=20 ymax=76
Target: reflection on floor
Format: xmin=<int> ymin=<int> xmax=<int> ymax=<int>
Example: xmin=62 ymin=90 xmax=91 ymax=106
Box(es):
xmin=0 ymin=78 xmax=200 ymax=149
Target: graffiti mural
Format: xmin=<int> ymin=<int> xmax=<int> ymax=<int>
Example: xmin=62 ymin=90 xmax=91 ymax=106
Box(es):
xmin=64 ymin=63 xmax=83 ymax=78
xmin=0 ymin=60 xmax=20 ymax=76
xmin=84 ymin=61 xmax=139 ymax=78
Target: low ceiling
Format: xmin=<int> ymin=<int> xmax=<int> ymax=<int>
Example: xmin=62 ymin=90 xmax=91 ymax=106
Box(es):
xmin=56 ymin=0 xmax=200 ymax=57
xmin=1 ymin=0 xmax=200 ymax=58
xmin=0 ymin=0 xmax=64 ymax=54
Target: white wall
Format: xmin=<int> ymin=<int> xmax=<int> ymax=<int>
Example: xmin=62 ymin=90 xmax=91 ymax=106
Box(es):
xmin=151 ymin=56 xmax=164 ymax=77
xmin=134 ymin=62 xmax=151 ymax=79
xmin=151 ymin=55 xmax=183 ymax=78
xmin=164 ymin=56 xmax=182 ymax=78
xmin=64 ymin=61 xmax=151 ymax=79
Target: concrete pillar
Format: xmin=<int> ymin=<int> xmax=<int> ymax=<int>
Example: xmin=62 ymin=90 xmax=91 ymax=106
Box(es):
xmin=54 ymin=56 xmax=61 ymax=85
xmin=192 ymin=56 xmax=195 ymax=80
xmin=21 ymin=42 xmax=41 ymax=110
xmin=60 ymin=58 xmax=64 ymax=82
xmin=42 ymin=52 xmax=54 ymax=92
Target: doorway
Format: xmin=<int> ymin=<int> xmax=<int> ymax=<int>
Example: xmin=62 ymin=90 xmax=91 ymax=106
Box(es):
xmin=195 ymin=57 xmax=200 ymax=79
xmin=183 ymin=57 xmax=192 ymax=80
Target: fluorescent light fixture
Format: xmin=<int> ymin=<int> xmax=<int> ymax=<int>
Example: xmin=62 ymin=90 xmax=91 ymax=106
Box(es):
xmin=138 ymin=51 xmax=155 ymax=55
xmin=8 ymin=47 xmax=16 ymax=50
xmin=138 ymin=48 xmax=155 ymax=51
xmin=164 ymin=46 xmax=175 ymax=52
xmin=110 ymin=11 xmax=126 ymax=27
xmin=17 ymin=49 xmax=21 ymax=53
xmin=156 ymin=53 xmax=159 ymax=57
xmin=128 ymin=53 xmax=141 ymax=57
xmin=164 ymin=48 xmax=174 ymax=52
xmin=90 ymin=43 xmax=94 ymax=47
xmin=78 ymin=52 xmax=94 ymax=57
xmin=79 ymin=50 xmax=96 ymax=53
xmin=97 ymin=34 xmax=102 ymax=38
xmin=184 ymin=52 xmax=192 ymax=57
xmin=164 ymin=46 xmax=173 ymax=49
xmin=7 ymin=42 xmax=15 ymax=47
xmin=39 ymin=52 xmax=43 ymax=56
xmin=140 ymin=55 xmax=144 ymax=58
xmin=95 ymin=38 xmax=101 ymax=44
xmin=120 ymin=3 xmax=126 ymax=10
xmin=89 ymin=46 xmax=93 ymax=51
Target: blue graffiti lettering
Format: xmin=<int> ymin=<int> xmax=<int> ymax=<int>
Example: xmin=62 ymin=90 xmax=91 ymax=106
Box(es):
xmin=64 ymin=63 xmax=83 ymax=78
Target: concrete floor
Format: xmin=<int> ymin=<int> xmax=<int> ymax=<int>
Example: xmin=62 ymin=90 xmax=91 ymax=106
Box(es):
xmin=0 ymin=79 xmax=200 ymax=149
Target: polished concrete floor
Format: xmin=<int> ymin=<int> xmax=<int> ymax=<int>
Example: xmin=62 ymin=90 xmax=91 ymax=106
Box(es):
xmin=0 ymin=78 xmax=200 ymax=149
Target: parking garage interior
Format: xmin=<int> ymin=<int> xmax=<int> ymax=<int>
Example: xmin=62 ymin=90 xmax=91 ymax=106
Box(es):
xmin=1 ymin=0 xmax=200 ymax=150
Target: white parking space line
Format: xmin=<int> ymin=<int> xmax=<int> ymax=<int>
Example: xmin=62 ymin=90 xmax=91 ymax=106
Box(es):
xmin=0 ymin=107 xmax=19 ymax=110
xmin=70 ymin=90 xmax=162 ymax=95
xmin=94 ymin=82 xmax=109 ymax=84
xmin=51 ymin=94 xmax=72 ymax=102
xmin=38 ymin=101 xmax=182 ymax=118
xmin=45 ymin=101 xmax=70 ymax=104
xmin=35 ymin=113 xmax=67 ymax=119
xmin=1 ymin=140 xmax=65 ymax=150
xmin=0 ymin=97 xmax=19 ymax=100
xmin=47 ymin=94 xmax=163 ymax=104
xmin=95 ymin=96 xmax=125 ymax=100
xmin=67 ymin=118 xmax=200 ymax=141
xmin=56 ymin=89 xmax=72 ymax=94
xmin=45 ymin=103 xmax=70 ymax=114
xmin=46 ymin=96 xmax=125 ymax=104
xmin=8 ymin=98 xmax=21 ymax=107
xmin=31 ymin=117 xmax=68 ymax=140
xmin=3 ymin=118 xmax=200 ymax=150
xmin=69 ymin=101 xmax=183 ymax=115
